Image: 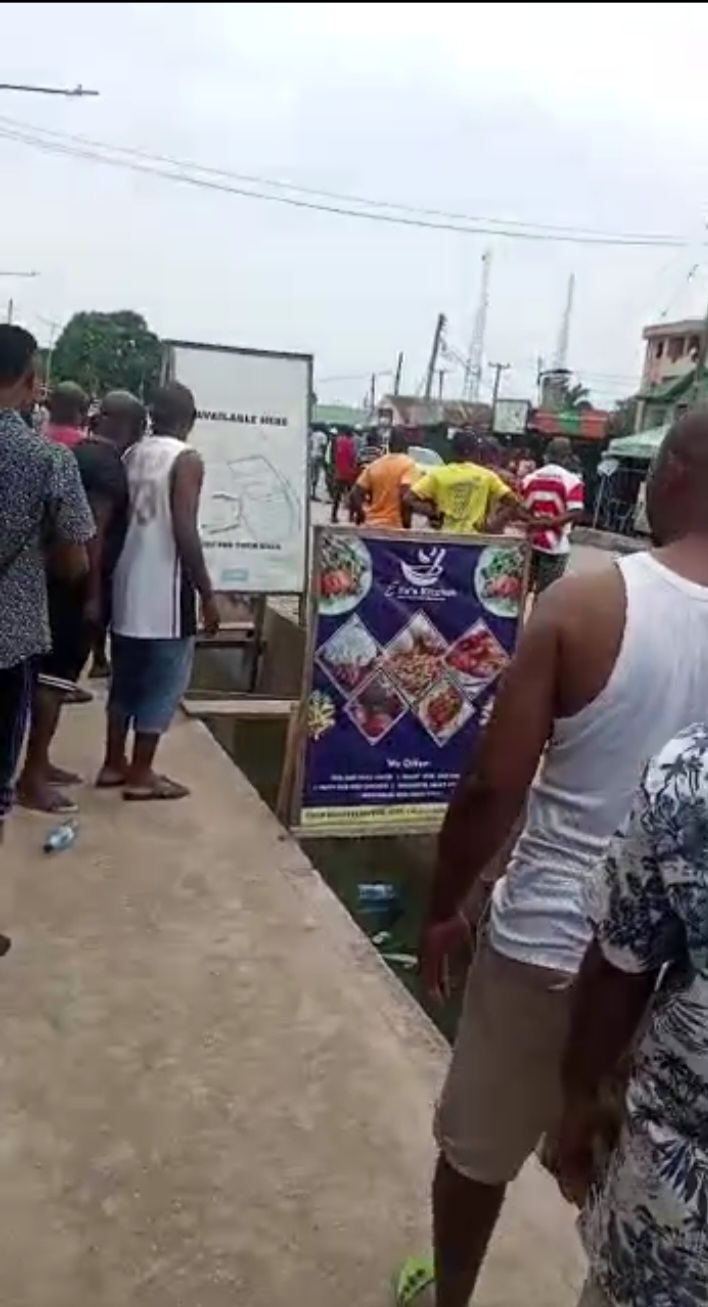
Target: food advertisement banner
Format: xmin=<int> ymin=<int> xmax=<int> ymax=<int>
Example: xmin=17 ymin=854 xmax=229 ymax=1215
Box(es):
xmin=293 ymin=527 xmax=528 ymax=834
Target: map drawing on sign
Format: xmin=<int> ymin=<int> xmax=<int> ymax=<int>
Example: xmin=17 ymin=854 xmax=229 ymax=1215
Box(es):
xmin=201 ymin=455 xmax=302 ymax=544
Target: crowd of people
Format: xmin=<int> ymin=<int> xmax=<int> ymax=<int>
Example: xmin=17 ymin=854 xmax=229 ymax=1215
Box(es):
xmin=4 ymin=326 xmax=708 ymax=1304
xmin=314 ymin=423 xmax=586 ymax=594
xmin=394 ymin=410 xmax=708 ymax=1307
xmin=0 ymin=323 xmax=220 ymax=862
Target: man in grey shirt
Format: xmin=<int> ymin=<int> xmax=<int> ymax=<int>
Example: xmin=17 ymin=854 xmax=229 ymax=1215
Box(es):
xmin=0 ymin=325 xmax=94 ymax=843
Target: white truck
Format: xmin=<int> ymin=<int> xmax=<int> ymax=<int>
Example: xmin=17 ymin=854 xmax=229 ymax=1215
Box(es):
xmin=163 ymin=339 xmax=312 ymax=596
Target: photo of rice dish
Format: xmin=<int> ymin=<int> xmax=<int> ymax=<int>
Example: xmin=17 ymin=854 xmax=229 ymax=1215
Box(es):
xmin=417 ymin=675 xmax=473 ymax=746
xmin=347 ymin=671 xmax=406 ymax=744
xmin=384 ymin=613 xmax=447 ymax=702
xmin=318 ymin=533 xmax=373 ymax=616
xmin=316 ymin=616 xmax=380 ymax=694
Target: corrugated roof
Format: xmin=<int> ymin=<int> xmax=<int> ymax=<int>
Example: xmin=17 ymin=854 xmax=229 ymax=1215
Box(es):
xmin=313 ymin=403 xmax=370 ymax=427
xmin=636 ymin=366 xmax=707 ymax=402
xmin=379 ymin=394 xmax=491 ymax=428
xmin=608 ymin=423 xmax=669 ymax=459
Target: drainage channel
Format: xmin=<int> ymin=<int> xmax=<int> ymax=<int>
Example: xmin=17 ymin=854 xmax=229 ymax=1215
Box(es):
xmin=192 ymin=648 xmax=462 ymax=1040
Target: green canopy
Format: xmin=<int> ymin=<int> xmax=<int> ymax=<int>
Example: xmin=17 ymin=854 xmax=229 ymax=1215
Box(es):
xmin=607 ymin=423 xmax=670 ymax=460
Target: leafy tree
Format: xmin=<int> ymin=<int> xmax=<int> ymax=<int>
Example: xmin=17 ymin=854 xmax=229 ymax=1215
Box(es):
xmin=50 ymin=310 xmax=162 ymax=400
xmin=563 ymin=381 xmax=593 ymax=412
xmin=607 ymin=396 xmax=638 ymax=440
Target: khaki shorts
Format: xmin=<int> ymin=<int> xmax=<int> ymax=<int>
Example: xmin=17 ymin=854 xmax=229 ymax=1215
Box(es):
xmin=434 ymin=931 xmax=573 ymax=1184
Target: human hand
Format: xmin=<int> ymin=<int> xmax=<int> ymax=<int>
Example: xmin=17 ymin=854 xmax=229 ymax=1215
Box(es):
xmin=418 ymin=913 xmax=471 ymax=1003
xmin=200 ymin=594 xmax=221 ymax=638
xmin=551 ymin=1101 xmax=598 ymax=1207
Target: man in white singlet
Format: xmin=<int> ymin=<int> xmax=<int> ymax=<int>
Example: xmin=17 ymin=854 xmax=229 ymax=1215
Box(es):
xmin=98 ymin=382 xmax=219 ymax=800
xmin=396 ymin=410 xmax=708 ymax=1307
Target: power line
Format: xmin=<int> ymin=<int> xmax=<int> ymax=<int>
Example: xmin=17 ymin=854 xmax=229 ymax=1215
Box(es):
xmin=0 ymin=114 xmax=681 ymax=245
xmin=0 ymin=83 xmax=98 ymax=98
xmin=0 ymin=116 xmax=699 ymax=250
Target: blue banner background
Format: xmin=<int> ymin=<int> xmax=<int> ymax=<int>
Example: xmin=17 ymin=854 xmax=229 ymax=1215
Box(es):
xmin=299 ymin=530 xmax=526 ymax=828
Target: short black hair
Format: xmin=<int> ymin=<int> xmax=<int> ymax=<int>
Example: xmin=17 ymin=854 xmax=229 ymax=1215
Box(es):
xmin=0 ymin=324 xmax=37 ymax=387
xmin=451 ymin=429 xmax=477 ymax=460
xmin=49 ymin=380 xmax=88 ymax=426
xmin=151 ymin=381 xmax=196 ymax=436
xmin=389 ymin=429 xmax=409 ymax=454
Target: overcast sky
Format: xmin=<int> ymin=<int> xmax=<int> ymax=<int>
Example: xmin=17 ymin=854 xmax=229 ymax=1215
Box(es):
xmin=4 ymin=1 xmax=708 ymax=408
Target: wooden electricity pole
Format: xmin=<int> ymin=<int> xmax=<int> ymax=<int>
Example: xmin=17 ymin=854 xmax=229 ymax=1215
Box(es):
xmin=424 ymin=313 xmax=446 ymax=400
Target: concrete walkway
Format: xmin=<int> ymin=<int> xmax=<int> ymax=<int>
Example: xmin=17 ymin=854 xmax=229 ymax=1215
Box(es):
xmin=0 ymin=705 xmax=584 ymax=1306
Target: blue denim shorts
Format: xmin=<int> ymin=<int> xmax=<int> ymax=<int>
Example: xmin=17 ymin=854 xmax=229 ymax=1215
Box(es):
xmin=108 ymin=634 xmax=195 ymax=735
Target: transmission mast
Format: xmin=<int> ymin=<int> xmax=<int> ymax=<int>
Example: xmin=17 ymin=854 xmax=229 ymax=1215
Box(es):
xmin=553 ymin=272 xmax=575 ymax=371
xmin=463 ymin=249 xmax=492 ymax=402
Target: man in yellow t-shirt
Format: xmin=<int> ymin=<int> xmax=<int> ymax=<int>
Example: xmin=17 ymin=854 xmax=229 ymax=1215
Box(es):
xmin=350 ymin=429 xmax=417 ymax=529
xmin=404 ymin=430 xmax=519 ymax=534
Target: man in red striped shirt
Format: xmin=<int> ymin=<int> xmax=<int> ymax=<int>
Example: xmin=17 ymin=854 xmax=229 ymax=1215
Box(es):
xmin=522 ymin=437 xmax=584 ymax=592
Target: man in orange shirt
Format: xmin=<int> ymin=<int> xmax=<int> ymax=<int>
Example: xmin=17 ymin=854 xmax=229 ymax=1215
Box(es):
xmin=350 ymin=429 xmax=417 ymax=529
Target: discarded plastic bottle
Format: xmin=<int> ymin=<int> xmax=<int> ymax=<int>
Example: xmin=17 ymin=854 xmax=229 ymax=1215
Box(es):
xmin=43 ymin=820 xmax=78 ymax=854
xmin=357 ymin=882 xmax=398 ymax=907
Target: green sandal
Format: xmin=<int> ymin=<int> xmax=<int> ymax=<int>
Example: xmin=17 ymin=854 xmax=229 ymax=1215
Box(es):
xmin=393 ymin=1255 xmax=435 ymax=1304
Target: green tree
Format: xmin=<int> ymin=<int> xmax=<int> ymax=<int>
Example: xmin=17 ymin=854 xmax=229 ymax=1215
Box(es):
xmin=51 ymin=310 xmax=163 ymax=400
xmin=607 ymin=396 xmax=638 ymax=439
xmin=563 ymin=381 xmax=593 ymax=412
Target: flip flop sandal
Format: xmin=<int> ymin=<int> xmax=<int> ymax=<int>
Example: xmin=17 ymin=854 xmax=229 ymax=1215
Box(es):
xmin=393 ymin=1256 xmax=435 ymax=1305
xmin=123 ymin=776 xmax=190 ymax=802
xmin=37 ymin=674 xmax=93 ymax=705
xmin=18 ymin=791 xmax=79 ymax=815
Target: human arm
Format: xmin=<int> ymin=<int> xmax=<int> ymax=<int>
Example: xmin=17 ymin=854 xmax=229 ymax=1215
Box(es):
xmin=44 ymin=446 xmax=95 ymax=581
xmin=556 ymin=732 xmax=702 ymax=1203
xmin=420 ymin=584 xmax=563 ymax=996
xmin=74 ymin=442 xmax=126 ymax=623
xmin=349 ymin=467 xmax=371 ymax=525
xmin=171 ymin=449 xmax=220 ymax=636
xmin=429 ymin=588 xmax=560 ymax=920
xmin=525 ymin=473 xmax=584 ymax=534
xmin=404 ymin=471 xmax=439 ymax=522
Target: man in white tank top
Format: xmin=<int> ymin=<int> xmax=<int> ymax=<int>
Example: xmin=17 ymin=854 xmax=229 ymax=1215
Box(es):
xmin=97 ymin=382 xmax=220 ymax=800
xmin=397 ymin=411 xmax=708 ymax=1307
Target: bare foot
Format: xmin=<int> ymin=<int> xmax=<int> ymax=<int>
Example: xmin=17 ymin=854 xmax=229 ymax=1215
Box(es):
xmin=16 ymin=782 xmax=78 ymax=814
xmin=95 ymin=764 xmax=127 ymax=790
xmin=46 ymin=763 xmax=82 ymax=786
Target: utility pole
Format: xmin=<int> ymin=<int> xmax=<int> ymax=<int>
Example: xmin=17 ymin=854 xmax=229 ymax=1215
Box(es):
xmin=0 ymin=82 xmax=99 ymax=97
xmin=38 ymin=315 xmax=62 ymax=386
xmin=464 ymin=249 xmax=492 ymax=402
xmin=424 ymin=313 xmax=446 ymax=400
xmin=489 ymin=361 xmax=510 ymax=409
xmin=393 ymin=351 xmax=403 ymax=395
xmin=368 ymin=372 xmax=376 ymax=413
xmin=437 ymin=368 xmax=447 ymax=400
xmin=0 ymin=270 xmax=38 ymax=325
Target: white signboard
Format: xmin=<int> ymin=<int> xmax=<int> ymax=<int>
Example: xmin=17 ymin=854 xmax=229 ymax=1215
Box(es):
xmin=493 ymin=398 xmax=530 ymax=437
xmin=167 ymin=341 xmax=312 ymax=594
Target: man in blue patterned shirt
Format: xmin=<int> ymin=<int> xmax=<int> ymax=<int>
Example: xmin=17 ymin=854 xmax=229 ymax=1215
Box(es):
xmin=557 ymin=723 xmax=708 ymax=1307
xmin=0 ymin=325 xmax=94 ymax=839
